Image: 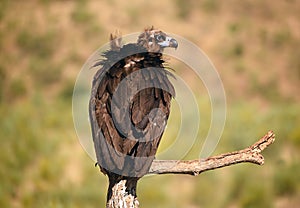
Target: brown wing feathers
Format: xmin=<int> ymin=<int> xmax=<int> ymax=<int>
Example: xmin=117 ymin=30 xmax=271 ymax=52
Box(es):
xmin=90 ymin=36 xmax=174 ymax=177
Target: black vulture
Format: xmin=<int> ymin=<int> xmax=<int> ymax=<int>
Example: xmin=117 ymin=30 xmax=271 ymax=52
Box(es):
xmin=89 ymin=27 xmax=178 ymax=201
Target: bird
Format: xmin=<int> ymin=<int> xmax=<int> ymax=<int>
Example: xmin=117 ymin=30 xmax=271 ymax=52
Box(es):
xmin=89 ymin=27 xmax=178 ymax=202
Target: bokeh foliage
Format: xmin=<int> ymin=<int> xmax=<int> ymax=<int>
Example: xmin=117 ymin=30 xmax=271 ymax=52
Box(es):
xmin=0 ymin=0 xmax=299 ymax=207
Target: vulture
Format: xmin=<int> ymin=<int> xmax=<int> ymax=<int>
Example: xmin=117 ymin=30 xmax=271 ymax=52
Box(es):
xmin=89 ymin=27 xmax=178 ymax=200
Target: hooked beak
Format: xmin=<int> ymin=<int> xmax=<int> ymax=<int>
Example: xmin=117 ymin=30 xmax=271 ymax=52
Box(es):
xmin=158 ymin=36 xmax=178 ymax=49
xmin=169 ymin=38 xmax=178 ymax=49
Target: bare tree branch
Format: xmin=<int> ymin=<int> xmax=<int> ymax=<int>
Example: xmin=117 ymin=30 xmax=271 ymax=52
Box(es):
xmin=148 ymin=131 xmax=275 ymax=176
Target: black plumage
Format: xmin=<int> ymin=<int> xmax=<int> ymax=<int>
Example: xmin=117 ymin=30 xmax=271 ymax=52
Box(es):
xmin=89 ymin=27 xmax=178 ymax=200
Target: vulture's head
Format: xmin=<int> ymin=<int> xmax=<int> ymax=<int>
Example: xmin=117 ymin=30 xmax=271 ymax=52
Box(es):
xmin=137 ymin=27 xmax=178 ymax=53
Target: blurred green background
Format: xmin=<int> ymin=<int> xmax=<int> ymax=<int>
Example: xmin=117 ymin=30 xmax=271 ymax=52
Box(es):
xmin=1 ymin=0 xmax=299 ymax=207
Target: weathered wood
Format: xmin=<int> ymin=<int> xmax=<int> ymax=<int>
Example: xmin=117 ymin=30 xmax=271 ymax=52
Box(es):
xmin=107 ymin=180 xmax=139 ymax=208
xmin=105 ymin=131 xmax=275 ymax=207
xmin=148 ymin=131 xmax=275 ymax=175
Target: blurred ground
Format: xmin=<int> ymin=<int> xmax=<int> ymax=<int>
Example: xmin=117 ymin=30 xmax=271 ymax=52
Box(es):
xmin=0 ymin=0 xmax=299 ymax=207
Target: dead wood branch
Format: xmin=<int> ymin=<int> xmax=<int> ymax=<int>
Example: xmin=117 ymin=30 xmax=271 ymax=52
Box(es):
xmin=148 ymin=131 xmax=275 ymax=176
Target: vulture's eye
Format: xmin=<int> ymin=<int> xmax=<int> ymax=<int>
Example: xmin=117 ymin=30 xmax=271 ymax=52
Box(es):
xmin=155 ymin=35 xmax=165 ymax=41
